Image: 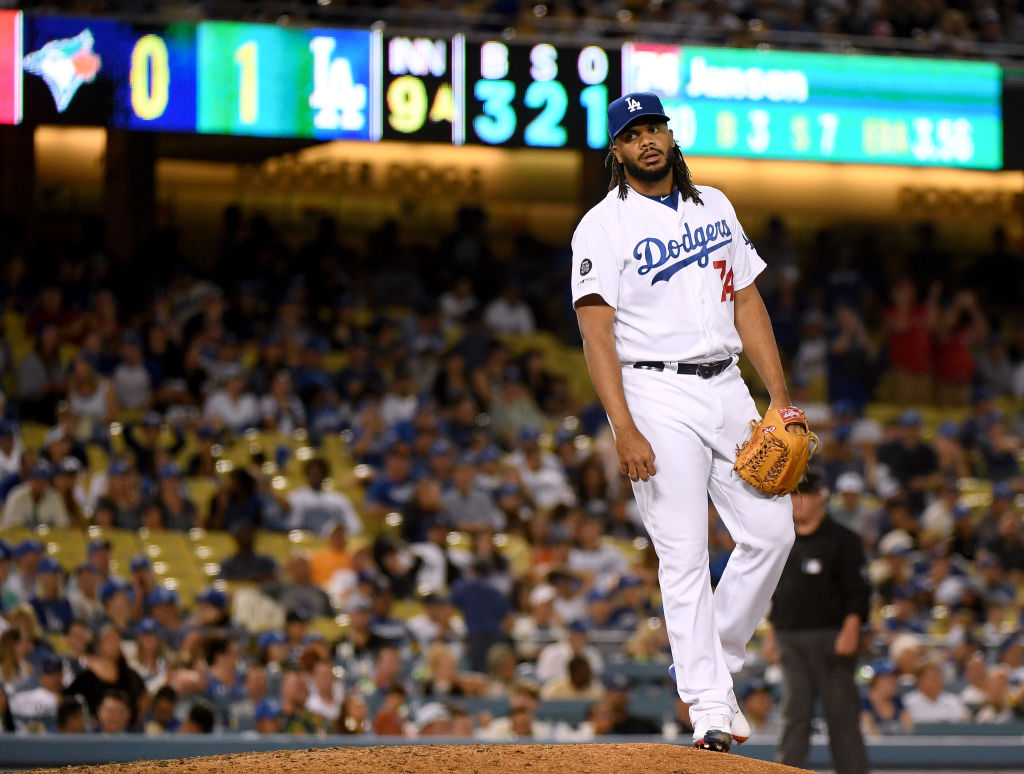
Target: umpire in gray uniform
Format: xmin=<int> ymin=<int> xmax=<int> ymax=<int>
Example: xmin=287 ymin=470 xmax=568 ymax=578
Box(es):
xmin=765 ymin=470 xmax=870 ymax=774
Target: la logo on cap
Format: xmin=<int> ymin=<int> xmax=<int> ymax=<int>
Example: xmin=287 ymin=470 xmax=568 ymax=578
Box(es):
xmin=626 ymin=97 xmax=642 ymax=112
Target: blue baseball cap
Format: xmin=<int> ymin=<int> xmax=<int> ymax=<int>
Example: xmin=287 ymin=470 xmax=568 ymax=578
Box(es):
xmin=141 ymin=411 xmax=163 ymax=428
xmin=37 ymin=556 xmax=61 ymax=574
xmin=146 ymin=587 xmax=179 ymax=608
xmin=129 ymin=555 xmax=151 ymax=572
xmin=258 ymin=630 xmax=286 ymax=650
xmin=15 ymin=539 xmax=44 ymax=558
xmin=100 ymin=580 xmax=134 ymax=605
xmin=28 ymin=461 xmax=53 ymax=481
xmin=0 ymin=419 xmax=16 ymax=439
xmin=195 ymin=588 xmax=228 ymax=609
xmin=0 ymin=539 xmax=10 ymax=561
xmin=993 ymin=481 xmax=1014 ymax=500
xmin=136 ymin=617 xmax=162 ymax=636
xmin=607 ymin=92 xmax=670 ymax=140
xmin=87 ymin=538 xmax=111 ymax=555
xmin=107 ymin=460 xmax=131 ymax=476
xmin=253 ymin=699 xmax=282 ymax=721
xmin=158 ymin=462 xmax=182 ymax=479
xmin=40 ymin=655 xmax=64 ymax=674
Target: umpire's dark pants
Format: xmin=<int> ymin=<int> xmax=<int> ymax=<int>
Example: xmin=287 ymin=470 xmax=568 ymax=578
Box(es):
xmin=776 ymin=629 xmax=870 ymax=774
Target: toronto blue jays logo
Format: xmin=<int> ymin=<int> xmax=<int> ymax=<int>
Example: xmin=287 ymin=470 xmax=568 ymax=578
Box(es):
xmin=23 ymin=29 xmax=102 ymax=113
xmin=633 ymin=220 xmax=732 ymax=284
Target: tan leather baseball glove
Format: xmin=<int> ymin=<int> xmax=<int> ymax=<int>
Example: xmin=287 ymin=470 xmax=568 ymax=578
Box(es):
xmin=733 ymin=406 xmax=819 ymax=495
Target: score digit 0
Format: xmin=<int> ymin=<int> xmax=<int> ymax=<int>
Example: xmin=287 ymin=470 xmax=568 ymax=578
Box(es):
xmin=130 ymin=34 xmax=171 ymax=121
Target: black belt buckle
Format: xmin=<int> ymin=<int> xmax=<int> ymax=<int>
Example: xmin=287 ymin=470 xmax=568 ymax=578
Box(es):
xmin=696 ymin=362 xmax=717 ymax=379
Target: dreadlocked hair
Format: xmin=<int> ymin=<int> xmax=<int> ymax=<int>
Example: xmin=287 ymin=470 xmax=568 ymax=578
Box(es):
xmin=605 ymin=143 xmax=703 ymax=205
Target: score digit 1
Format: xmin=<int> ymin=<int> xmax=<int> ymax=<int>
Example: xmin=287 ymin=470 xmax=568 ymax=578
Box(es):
xmin=577 ymin=46 xmax=609 ymax=149
xmin=234 ymin=40 xmax=258 ymax=125
xmin=130 ymin=34 xmax=171 ymax=121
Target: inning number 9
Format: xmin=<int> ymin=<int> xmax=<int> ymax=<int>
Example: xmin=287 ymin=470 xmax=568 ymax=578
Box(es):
xmin=130 ymin=34 xmax=170 ymax=121
xmin=387 ymin=76 xmax=428 ymax=134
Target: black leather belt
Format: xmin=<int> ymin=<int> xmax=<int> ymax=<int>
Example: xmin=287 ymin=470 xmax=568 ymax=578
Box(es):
xmin=632 ymin=358 xmax=732 ymax=379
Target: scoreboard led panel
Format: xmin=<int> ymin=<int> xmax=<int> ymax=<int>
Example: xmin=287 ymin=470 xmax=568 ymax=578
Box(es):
xmin=623 ymin=43 xmax=1002 ymax=169
xmin=0 ymin=12 xmax=1006 ymax=169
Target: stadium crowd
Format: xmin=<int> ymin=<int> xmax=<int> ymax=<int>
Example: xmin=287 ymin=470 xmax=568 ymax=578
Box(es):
xmin=8 ymin=0 xmax=1024 ymax=52
xmin=0 ymin=205 xmax=1022 ymax=740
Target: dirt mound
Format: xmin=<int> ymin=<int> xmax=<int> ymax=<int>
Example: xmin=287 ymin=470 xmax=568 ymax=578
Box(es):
xmin=30 ymin=743 xmax=811 ymax=774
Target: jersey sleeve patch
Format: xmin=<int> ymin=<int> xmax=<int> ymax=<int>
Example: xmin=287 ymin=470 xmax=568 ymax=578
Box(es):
xmin=571 ymin=220 xmax=620 ymax=309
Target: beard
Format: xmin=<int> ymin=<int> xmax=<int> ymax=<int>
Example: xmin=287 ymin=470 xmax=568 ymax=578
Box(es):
xmin=622 ymin=152 xmax=671 ymax=185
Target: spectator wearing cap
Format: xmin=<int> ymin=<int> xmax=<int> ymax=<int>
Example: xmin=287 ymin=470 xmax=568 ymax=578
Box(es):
xmin=506 ymin=428 xmax=575 ymax=510
xmin=220 ymin=525 xmax=279 ymax=584
xmin=83 ymin=539 xmax=118 ymax=587
xmin=260 ymin=369 xmax=306 ymax=435
xmin=96 ymin=459 xmax=144 ymax=530
xmin=128 ymin=618 xmax=167 ymax=694
xmin=203 ymin=365 xmax=259 ymax=433
xmin=535 ymin=619 xmax=603 ymax=686
xmin=253 ymin=698 xmax=283 ymax=734
xmin=285 ymin=457 xmax=363 ymax=537
xmin=227 ymin=663 xmax=270 ymax=732
xmin=128 ymin=555 xmax=158 ymax=620
xmin=451 ymin=559 xmax=511 ymax=673
xmin=828 ymin=472 xmax=872 ymax=538
xmin=155 ymin=462 xmax=198 ymax=532
xmin=976 ymin=480 xmax=1016 ymax=547
xmin=67 ymin=356 xmax=118 ymax=444
xmin=919 ymin=477 xmax=961 ymax=542
xmin=603 ymin=672 xmax=660 ymax=734
xmin=30 ymin=557 xmax=72 ymax=634
xmin=203 ymin=635 xmax=246 ymax=724
xmin=96 ymin=579 xmax=137 ymax=637
xmin=379 ymin=365 xmax=418 ymax=428
xmin=0 ymin=420 xmax=22 ymax=480
xmin=364 ymin=445 xmax=417 ymax=525
xmin=67 ymin=563 xmax=102 ymax=624
xmin=766 ymin=471 xmax=870 ymax=774
xmin=51 ymin=456 xmax=87 ymax=528
xmin=903 ymin=661 xmax=970 ymax=724
xmin=440 ymin=455 xmax=504 ymax=533
xmin=56 ymin=698 xmax=85 ymax=733
xmin=186 ymin=424 xmax=219 ymax=478
xmin=737 ymin=680 xmax=781 ymax=737
xmin=65 ymin=624 xmax=145 ymax=725
xmin=860 ymin=661 xmax=913 ymax=737
xmin=511 ymin=583 xmax=560 ymax=661
xmin=10 ymin=654 xmax=65 ymax=732
xmin=123 ymin=412 xmax=184 ymax=482
xmin=412 ymin=700 xmax=450 ymax=736
xmin=145 ymin=588 xmax=182 ymax=647
xmin=1 ymin=461 xmax=68 ymax=528
xmin=978 ymin=410 xmax=1022 ymax=483
xmin=933 ymin=420 xmax=969 ymax=481
xmin=4 ymin=539 xmax=46 ymax=606
xmin=877 ymin=410 xmax=942 ymax=513
xmin=112 ymin=332 xmax=153 ymax=412
xmin=190 ymin=588 xmax=231 ymax=630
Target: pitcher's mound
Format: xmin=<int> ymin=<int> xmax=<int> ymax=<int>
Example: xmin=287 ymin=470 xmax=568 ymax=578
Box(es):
xmin=32 ymin=743 xmax=811 ymax=774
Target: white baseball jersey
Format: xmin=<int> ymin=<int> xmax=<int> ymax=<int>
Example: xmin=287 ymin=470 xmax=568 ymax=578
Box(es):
xmin=571 ymin=185 xmax=765 ymax=363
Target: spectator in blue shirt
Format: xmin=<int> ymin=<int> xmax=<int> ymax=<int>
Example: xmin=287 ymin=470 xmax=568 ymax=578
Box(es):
xmin=30 ymin=557 xmax=72 ymax=634
xmin=364 ymin=445 xmax=416 ymax=525
xmin=451 ymin=559 xmax=511 ymax=672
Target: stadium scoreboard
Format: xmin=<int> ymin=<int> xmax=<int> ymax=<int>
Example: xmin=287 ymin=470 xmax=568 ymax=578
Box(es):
xmin=0 ymin=9 xmax=1004 ymax=169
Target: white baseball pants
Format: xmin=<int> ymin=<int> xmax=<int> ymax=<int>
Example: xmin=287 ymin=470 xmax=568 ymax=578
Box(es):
xmin=621 ymin=363 xmax=795 ymax=724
